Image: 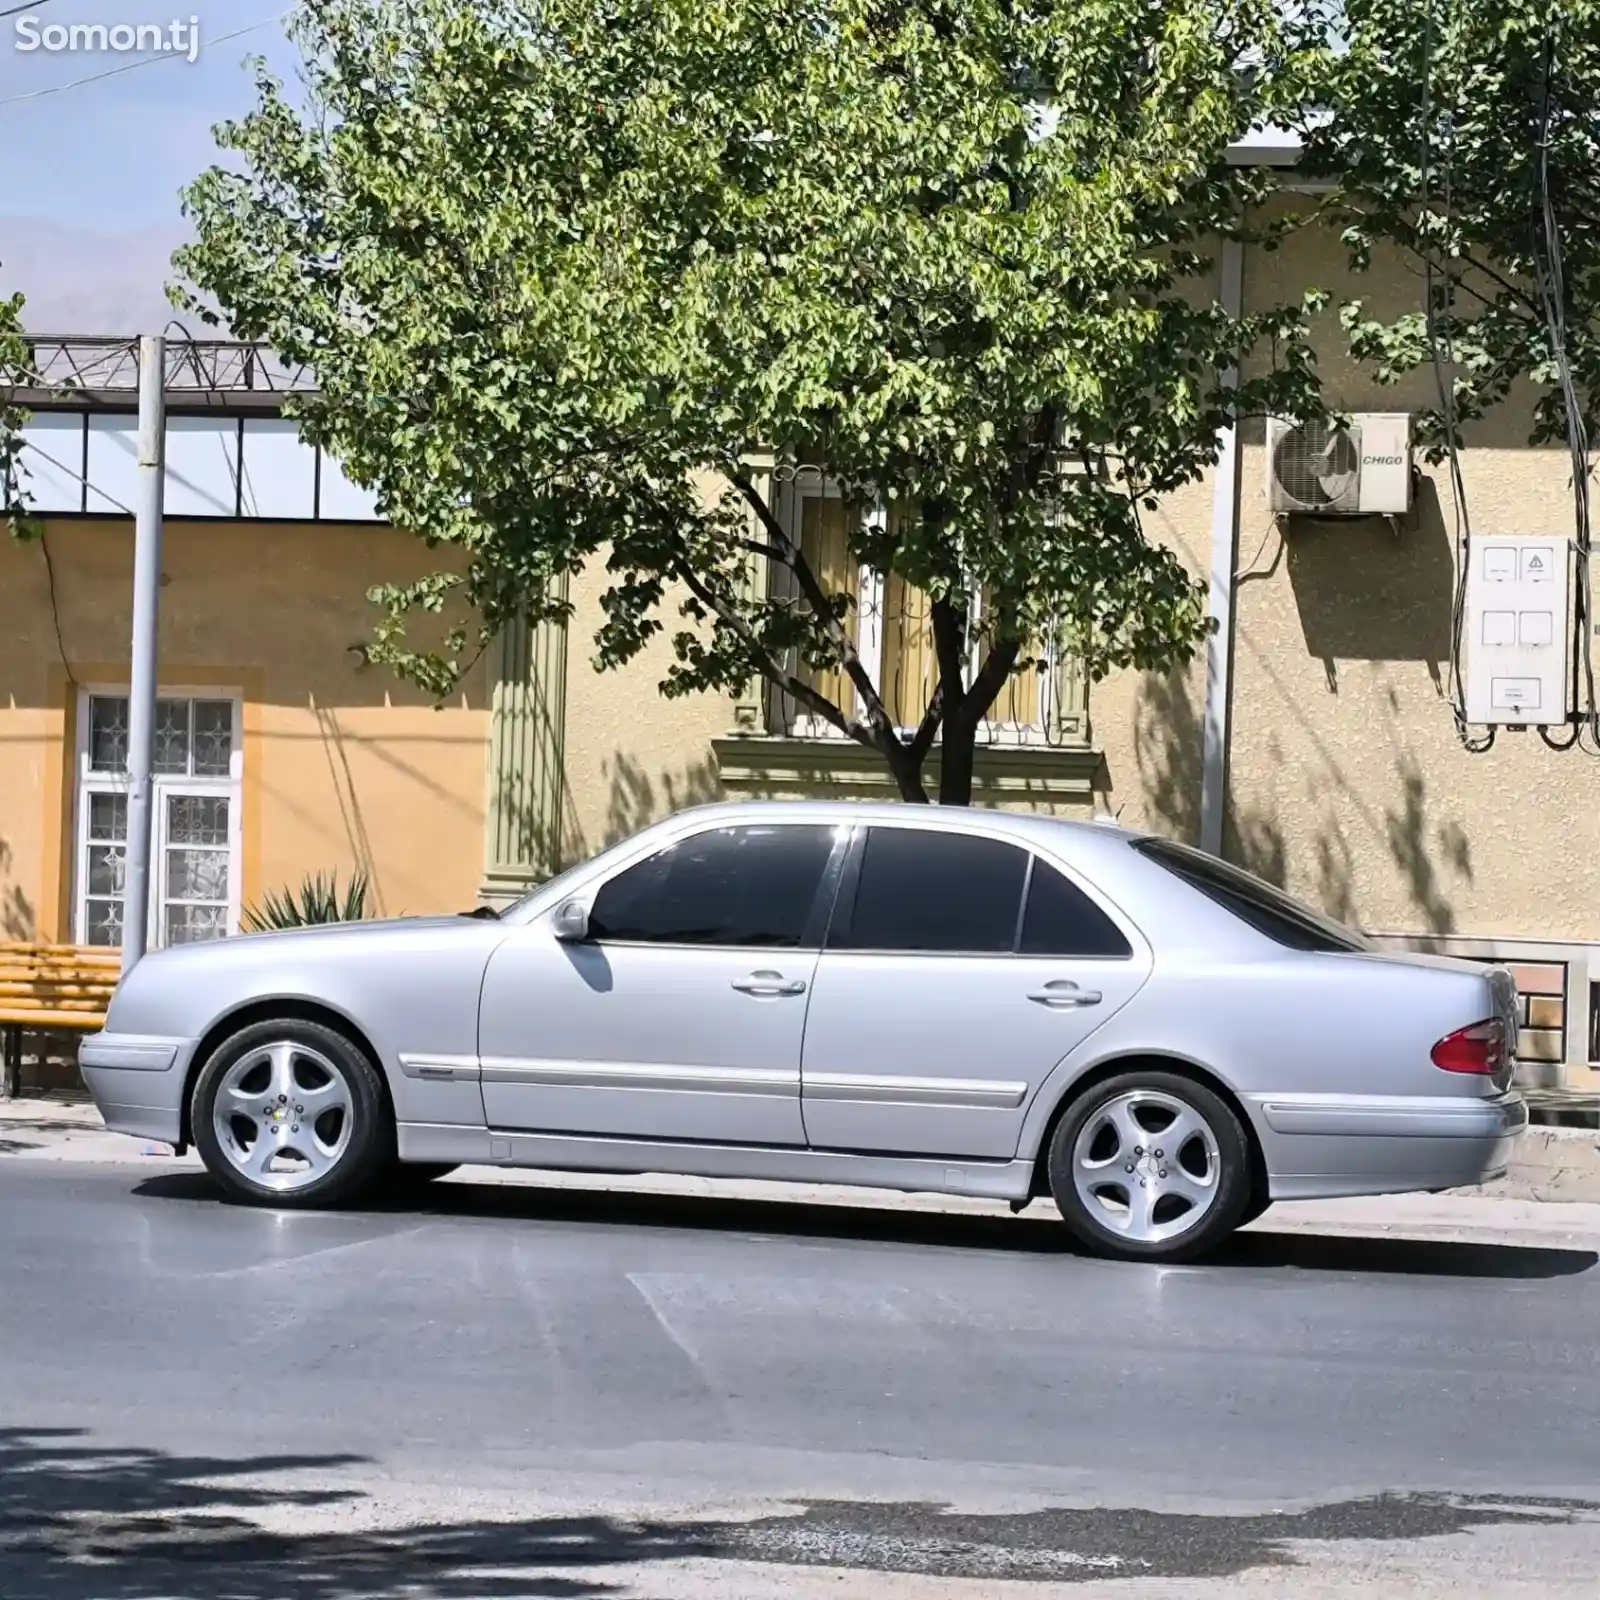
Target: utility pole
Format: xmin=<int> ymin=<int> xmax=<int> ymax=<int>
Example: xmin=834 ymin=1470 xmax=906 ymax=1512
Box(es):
xmin=121 ymin=335 xmax=166 ymax=973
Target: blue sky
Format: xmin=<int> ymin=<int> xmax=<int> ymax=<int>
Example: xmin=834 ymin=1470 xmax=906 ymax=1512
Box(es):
xmin=0 ymin=0 xmax=302 ymax=231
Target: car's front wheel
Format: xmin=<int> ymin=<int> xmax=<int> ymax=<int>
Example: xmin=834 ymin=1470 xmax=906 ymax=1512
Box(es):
xmin=191 ymin=1019 xmax=393 ymax=1208
xmin=1047 ymin=1070 xmax=1251 ymax=1262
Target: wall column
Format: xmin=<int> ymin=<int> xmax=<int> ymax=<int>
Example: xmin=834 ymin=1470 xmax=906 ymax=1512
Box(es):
xmin=479 ymin=579 xmax=570 ymax=908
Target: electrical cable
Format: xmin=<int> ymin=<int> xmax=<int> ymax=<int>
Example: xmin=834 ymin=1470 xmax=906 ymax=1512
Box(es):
xmin=37 ymin=526 xmax=76 ymax=686
xmin=1421 ymin=0 xmax=1493 ymax=752
xmin=0 ymin=0 xmax=52 ymax=19
xmin=1529 ymin=24 xmax=1600 ymax=754
xmin=0 ymin=12 xmax=285 ymax=107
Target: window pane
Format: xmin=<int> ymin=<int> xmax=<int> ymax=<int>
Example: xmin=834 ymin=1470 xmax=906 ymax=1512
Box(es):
xmin=153 ymin=699 xmax=191 ymax=774
xmin=85 ymin=898 xmax=123 ymax=947
xmin=167 ymin=795 xmax=229 ymax=846
xmin=88 ymin=696 xmax=129 ymax=773
xmin=192 ymin=701 xmax=235 ymax=775
xmin=1019 ymin=861 xmax=1133 ymax=959
xmin=87 ymin=844 xmax=127 ymax=897
xmin=835 ymin=828 xmax=1028 ymax=954
xmin=795 ymin=495 xmax=858 ymax=719
xmin=589 ymin=825 xmax=836 ymax=947
xmin=881 ymin=571 xmax=935 ymax=728
xmin=1133 ymin=839 xmax=1369 ymax=954
xmin=165 ymin=904 xmax=227 ymax=944
xmin=165 ymin=848 xmax=229 ymax=902
xmin=88 ymin=792 xmax=127 ymax=841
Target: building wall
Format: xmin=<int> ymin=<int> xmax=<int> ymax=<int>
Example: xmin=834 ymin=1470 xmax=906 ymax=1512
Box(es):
xmin=1223 ymin=216 xmax=1600 ymax=943
xmin=560 ymin=556 xmax=728 ymax=862
xmin=0 ymin=517 xmax=488 ymax=942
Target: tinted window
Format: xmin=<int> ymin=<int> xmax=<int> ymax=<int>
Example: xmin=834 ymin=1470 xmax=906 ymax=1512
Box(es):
xmin=1134 ymin=838 xmax=1369 ymax=954
xmin=833 ymin=828 xmax=1028 ymax=953
xmin=588 ymin=825 xmax=836 ymax=947
xmin=1019 ymin=861 xmax=1133 ymax=958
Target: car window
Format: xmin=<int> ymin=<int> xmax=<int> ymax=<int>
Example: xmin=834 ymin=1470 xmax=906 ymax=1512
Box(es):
xmin=1019 ymin=860 xmax=1134 ymax=959
xmin=587 ymin=824 xmax=837 ymax=947
xmin=832 ymin=827 xmax=1028 ymax=954
xmin=1133 ymin=837 xmax=1370 ymax=954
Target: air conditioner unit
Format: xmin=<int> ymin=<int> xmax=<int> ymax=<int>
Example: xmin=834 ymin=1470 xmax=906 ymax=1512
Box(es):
xmin=1266 ymin=413 xmax=1413 ymax=517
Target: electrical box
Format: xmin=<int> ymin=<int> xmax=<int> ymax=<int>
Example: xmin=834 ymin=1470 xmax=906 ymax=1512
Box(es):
xmin=1463 ymin=535 xmax=1571 ymax=726
xmin=1267 ymin=413 xmax=1413 ymax=516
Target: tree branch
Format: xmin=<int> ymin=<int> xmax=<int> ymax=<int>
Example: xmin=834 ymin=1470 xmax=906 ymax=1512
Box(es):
xmin=962 ymin=626 xmax=1022 ymax=728
xmin=730 ymin=470 xmax=901 ymax=746
xmin=929 ymin=594 xmax=970 ymax=724
xmin=907 ymin=682 xmax=944 ymax=764
xmin=671 ymin=559 xmax=873 ymax=750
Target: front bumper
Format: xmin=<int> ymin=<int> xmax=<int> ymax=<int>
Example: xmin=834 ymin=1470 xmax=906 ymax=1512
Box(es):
xmin=78 ymin=1032 xmax=193 ymax=1145
xmin=1250 ymin=1090 xmax=1529 ymax=1203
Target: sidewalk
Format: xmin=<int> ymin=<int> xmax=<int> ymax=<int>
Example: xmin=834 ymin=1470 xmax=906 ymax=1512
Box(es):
xmin=5 ymin=1092 xmax=1600 ymax=1249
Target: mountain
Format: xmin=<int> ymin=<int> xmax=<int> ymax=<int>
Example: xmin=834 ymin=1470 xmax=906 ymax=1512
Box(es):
xmin=0 ymin=217 xmax=220 ymax=337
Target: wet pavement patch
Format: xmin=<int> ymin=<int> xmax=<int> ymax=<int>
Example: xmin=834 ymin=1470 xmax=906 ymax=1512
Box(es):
xmin=691 ymin=1492 xmax=1600 ymax=1582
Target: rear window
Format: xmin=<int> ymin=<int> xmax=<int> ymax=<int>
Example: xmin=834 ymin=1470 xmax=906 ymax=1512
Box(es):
xmin=1133 ymin=839 xmax=1370 ymax=954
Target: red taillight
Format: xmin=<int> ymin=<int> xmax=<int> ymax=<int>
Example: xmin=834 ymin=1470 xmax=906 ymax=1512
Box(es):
xmin=1431 ymin=1018 xmax=1507 ymax=1075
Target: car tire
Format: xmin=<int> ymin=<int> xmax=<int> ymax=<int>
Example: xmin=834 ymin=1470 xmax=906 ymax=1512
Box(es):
xmin=1047 ymin=1070 xmax=1252 ymax=1263
xmin=191 ymin=1018 xmax=394 ymax=1209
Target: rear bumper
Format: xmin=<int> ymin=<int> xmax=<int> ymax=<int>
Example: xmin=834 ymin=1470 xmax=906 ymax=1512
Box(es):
xmin=1250 ymin=1090 xmax=1528 ymax=1202
xmin=78 ymin=1032 xmax=192 ymax=1145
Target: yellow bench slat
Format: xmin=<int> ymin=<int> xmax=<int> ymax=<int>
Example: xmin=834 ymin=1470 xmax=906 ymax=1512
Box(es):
xmin=0 ymin=1008 xmax=106 ymax=1031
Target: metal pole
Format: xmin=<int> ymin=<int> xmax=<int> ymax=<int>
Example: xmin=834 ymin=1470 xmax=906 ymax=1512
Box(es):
xmin=1200 ymin=238 xmax=1245 ymax=859
xmin=121 ymin=334 xmax=166 ymax=972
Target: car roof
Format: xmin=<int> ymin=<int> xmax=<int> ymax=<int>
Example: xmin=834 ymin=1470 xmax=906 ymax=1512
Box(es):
xmin=664 ymin=798 xmax=1148 ymax=850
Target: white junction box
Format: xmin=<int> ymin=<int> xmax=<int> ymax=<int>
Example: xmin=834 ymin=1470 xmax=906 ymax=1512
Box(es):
xmin=1464 ymin=535 xmax=1571 ymax=726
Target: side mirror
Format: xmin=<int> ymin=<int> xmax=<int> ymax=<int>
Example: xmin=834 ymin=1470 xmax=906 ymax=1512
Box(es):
xmin=552 ymin=897 xmax=591 ymax=942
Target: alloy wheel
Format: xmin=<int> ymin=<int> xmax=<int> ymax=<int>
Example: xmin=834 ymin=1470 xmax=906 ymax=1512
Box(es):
xmin=211 ymin=1040 xmax=355 ymax=1193
xmin=1070 ymin=1088 xmax=1223 ymax=1245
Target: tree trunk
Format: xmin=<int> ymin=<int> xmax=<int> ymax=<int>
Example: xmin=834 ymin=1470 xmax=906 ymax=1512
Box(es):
xmin=883 ymin=741 xmax=932 ymax=803
xmin=938 ymin=712 xmax=978 ymax=806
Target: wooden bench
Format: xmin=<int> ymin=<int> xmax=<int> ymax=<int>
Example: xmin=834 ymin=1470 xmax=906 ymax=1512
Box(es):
xmin=0 ymin=941 xmax=121 ymax=1097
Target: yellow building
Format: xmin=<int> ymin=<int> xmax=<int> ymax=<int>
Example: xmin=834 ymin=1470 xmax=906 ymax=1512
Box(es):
xmin=4 ymin=194 xmax=1599 ymax=1097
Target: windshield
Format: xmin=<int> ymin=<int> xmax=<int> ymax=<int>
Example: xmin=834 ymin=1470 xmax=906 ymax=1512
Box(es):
xmin=1133 ymin=838 xmax=1372 ymax=954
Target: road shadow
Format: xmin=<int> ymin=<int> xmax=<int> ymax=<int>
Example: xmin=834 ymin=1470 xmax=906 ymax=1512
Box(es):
xmin=132 ymin=1170 xmax=1598 ymax=1280
xmin=3 ymin=1428 xmax=1598 ymax=1593
xmin=0 ymin=1426 xmax=703 ymax=1600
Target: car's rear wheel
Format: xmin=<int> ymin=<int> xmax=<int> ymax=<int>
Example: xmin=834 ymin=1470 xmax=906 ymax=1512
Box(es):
xmin=1047 ymin=1071 xmax=1251 ymax=1262
xmin=191 ymin=1019 xmax=393 ymax=1208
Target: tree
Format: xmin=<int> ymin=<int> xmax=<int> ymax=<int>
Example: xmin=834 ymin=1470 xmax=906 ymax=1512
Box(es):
xmin=1293 ymin=1 xmax=1600 ymax=737
xmin=179 ymin=0 xmax=1325 ymax=803
xmin=1 ymin=270 xmax=30 ymax=537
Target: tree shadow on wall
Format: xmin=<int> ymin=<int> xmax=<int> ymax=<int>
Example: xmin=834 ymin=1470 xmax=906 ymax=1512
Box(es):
xmin=600 ymin=751 xmax=723 ymax=848
xmin=1133 ymin=668 xmax=1471 ymax=936
xmin=0 ymin=837 xmax=38 ymax=940
xmin=1132 ymin=672 xmax=1288 ymax=886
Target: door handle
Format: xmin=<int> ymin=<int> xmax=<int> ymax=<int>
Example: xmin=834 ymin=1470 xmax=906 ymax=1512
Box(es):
xmin=1028 ymin=980 xmax=1102 ymax=1008
xmin=732 ymin=970 xmax=807 ymax=997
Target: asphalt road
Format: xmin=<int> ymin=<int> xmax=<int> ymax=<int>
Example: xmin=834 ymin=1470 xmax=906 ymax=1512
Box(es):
xmin=3 ymin=1161 xmax=1600 ymax=1598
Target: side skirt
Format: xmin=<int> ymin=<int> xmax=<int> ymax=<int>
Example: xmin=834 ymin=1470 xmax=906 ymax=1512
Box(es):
xmin=395 ymin=1122 xmax=1035 ymax=1202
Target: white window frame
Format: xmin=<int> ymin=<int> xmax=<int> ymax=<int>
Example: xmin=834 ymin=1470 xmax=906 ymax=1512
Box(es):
xmin=769 ymin=477 xmax=1080 ymax=746
xmin=72 ymin=687 xmax=245 ymax=950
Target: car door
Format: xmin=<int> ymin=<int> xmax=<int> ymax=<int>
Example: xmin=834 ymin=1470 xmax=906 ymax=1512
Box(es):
xmin=477 ymin=820 xmax=847 ymax=1145
xmin=800 ymin=824 xmax=1152 ymax=1161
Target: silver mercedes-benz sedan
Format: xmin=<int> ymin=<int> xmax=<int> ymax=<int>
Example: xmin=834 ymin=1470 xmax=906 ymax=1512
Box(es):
xmin=79 ymin=801 xmax=1525 ymax=1261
